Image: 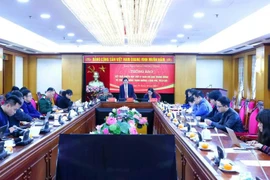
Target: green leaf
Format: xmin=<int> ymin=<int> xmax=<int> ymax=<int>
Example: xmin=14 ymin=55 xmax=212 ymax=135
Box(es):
xmin=119 ymin=122 xmax=129 ymax=134
xmin=109 ymin=124 xmax=117 ymax=132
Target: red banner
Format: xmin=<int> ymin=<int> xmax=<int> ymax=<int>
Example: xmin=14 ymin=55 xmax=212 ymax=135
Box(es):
xmin=109 ymin=64 xmax=175 ymax=94
xmin=84 ymin=55 xmax=174 ymax=63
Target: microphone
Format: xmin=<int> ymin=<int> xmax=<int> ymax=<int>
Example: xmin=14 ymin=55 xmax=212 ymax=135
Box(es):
xmin=215 ymin=127 xmax=225 ymax=149
xmin=251 ymin=149 xmax=269 ymax=180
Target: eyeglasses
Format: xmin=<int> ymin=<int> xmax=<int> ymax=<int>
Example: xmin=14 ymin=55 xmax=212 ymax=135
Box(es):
xmin=216 ymin=105 xmax=224 ymax=108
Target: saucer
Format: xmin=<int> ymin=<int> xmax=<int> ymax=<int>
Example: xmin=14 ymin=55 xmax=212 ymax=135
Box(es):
xmin=203 ymin=137 xmax=212 ymax=141
xmin=218 ymin=166 xmax=239 ymax=173
xmin=199 ymin=147 xmax=212 ymax=151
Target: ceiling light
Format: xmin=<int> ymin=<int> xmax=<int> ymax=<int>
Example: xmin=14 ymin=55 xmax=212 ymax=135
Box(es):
xmin=177 ymin=34 xmax=184 ymax=38
xmin=171 ymin=39 xmax=177 ymax=43
xmin=76 ymin=39 xmax=83 ymax=43
xmin=62 ymin=0 xmax=173 ymax=46
xmin=17 ymin=0 xmax=29 ymax=3
xmin=57 ymin=25 xmax=65 ymax=29
xmin=193 ymin=12 xmax=204 ymax=18
xmin=184 ymin=24 xmax=192 ymax=29
xmin=67 ymin=33 xmax=75 ymax=37
xmin=40 ymin=14 xmax=51 ymax=19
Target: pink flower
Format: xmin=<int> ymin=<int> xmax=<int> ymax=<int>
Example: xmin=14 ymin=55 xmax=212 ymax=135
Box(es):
xmin=129 ymin=127 xmax=138 ymax=134
xmin=139 ymin=118 xmax=147 ymax=125
xmin=106 ymin=117 xmax=117 ymax=125
xmin=96 ymin=124 xmax=103 ymax=131
xmin=134 ymin=114 xmax=140 ymax=120
xmin=103 ymin=128 xmax=110 ymax=134
xmin=117 ymin=109 xmax=121 ymax=115
xmin=128 ymin=120 xmax=135 ymax=126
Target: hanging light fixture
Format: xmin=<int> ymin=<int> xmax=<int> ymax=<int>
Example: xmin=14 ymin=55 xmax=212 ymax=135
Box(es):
xmin=62 ymin=0 xmax=172 ymax=46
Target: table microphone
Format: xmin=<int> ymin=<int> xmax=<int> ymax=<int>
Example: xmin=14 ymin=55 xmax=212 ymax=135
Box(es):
xmin=251 ymin=149 xmax=269 ymax=180
xmin=214 ymin=127 xmax=224 ymax=149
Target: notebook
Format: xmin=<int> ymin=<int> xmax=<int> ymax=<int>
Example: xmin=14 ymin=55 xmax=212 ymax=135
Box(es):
xmin=226 ymin=127 xmax=254 ymax=149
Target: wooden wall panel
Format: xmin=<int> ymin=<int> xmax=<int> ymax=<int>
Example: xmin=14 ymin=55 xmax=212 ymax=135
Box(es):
xmin=174 ymin=55 xmax=196 ymax=104
xmin=263 ymin=46 xmax=270 ymax=108
xmin=28 ymin=56 xmax=37 ymax=99
xmin=0 ymin=47 xmax=3 ymax=94
xmin=3 ymin=54 xmax=13 ymax=93
xmin=62 ymin=55 xmax=83 ymax=101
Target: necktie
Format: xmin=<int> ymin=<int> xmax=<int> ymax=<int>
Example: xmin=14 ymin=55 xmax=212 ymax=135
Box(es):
xmin=125 ymin=85 xmax=128 ymax=98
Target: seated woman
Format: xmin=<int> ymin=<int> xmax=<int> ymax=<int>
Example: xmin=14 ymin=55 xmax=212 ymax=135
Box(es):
xmin=58 ymin=89 xmax=73 ymax=109
xmin=98 ymin=88 xmax=113 ymax=101
xmin=181 ymin=88 xmax=196 ymax=109
xmin=247 ymin=109 xmax=270 ymax=155
xmin=143 ymin=88 xmax=157 ymax=102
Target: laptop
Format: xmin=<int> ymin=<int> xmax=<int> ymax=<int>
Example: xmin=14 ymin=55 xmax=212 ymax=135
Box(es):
xmin=35 ymin=112 xmax=51 ymax=126
xmin=226 ymin=127 xmax=254 ymax=149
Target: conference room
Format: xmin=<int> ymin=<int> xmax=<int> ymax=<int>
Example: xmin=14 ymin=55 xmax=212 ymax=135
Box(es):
xmin=1 ymin=0 xmax=270 ymax=179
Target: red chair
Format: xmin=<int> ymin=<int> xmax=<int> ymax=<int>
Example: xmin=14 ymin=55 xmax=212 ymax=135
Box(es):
xmin=238 ymin=104 xmax=246 ymax=126
xmin=155 ymin=92 xmax=161 ymax=102
xmin=247 ymin=99 xmax=256 ymax=112
xmin=236 ymin=101 xmax=264 ymax=141
xmin=30 ymin=98 xmax=37 ymax=110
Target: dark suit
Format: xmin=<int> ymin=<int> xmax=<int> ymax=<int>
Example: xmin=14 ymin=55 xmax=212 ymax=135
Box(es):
xmin=119 ymin=84 xmax=135 ymax=99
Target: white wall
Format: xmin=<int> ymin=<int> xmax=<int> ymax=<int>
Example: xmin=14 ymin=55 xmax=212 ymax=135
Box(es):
xmin=37 ymin=58 xmax=62 ymax=94
xmin=196 ymin=59 xmax=223 ymax=88
xmin=15 ymin=56 xmax=23 ymax=88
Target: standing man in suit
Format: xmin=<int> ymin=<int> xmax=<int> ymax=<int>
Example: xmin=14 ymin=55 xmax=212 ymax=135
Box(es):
xmin=119 ymin=77 xmax=136 ymax=99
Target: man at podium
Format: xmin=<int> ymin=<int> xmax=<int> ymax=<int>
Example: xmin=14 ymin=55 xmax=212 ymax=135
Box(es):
xmin=119 ymin=77 xmax=136 ymax=99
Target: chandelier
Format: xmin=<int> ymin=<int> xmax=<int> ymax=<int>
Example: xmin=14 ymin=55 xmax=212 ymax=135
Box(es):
xmin=62 ymin=0 xmax=172 ymax=46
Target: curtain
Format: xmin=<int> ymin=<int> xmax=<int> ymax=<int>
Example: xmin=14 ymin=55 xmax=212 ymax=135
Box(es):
xmin=251 ymin=55 xmax=256 ymax=99
xmin=237 ymin=58 xmax=244 ymax=105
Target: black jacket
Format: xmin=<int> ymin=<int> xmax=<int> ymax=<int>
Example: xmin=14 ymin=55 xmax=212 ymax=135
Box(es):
xmin=211 ymin=108 xmax=244 ymax=132
xmin=58 ymin=96 xmax=73 ymax=109
xmin=9 ymin=109 xmax=32 ymax=127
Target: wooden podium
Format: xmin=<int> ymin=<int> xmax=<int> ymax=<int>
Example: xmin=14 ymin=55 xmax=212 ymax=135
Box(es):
xmin=194 ymin=88 xmax=227 ymax=97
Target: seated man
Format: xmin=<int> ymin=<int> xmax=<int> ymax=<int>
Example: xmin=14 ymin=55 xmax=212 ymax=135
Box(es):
xmin=201 ymin=90 xmax=222 ymax=122
xmin=0 ymin=95 xmax=22 ymax=129
xmin=192 ymin=90 xmax=212 ymax=116
xmin=21 ymin=89 xmax=41 ymax=118
xmin=38 ymin=87 xmax=55 ymax=114
xmin=7 ymin=90 xmax=32 ymax=127
xmin=119 ymin=77 xmax=136 ymax=99
xmin=98 ymin=88 xmax=113 ymax=101
xmin=205 ymin=96 xmax=244 ymax=132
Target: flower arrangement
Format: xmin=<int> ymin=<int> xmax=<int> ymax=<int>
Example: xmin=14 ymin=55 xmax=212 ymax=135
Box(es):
xmin=90 ymin=106 xmax=148 ymax=135
xmin=86 ymin=85 xmax=104 ymax=100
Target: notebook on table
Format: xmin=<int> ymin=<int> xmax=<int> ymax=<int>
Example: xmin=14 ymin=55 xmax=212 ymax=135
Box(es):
xmin=226 ymin=127 xmax=254 ymax=149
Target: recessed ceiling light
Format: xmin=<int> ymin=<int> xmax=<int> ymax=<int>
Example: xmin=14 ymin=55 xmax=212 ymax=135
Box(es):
xmin=171 ymin=39 xmax=177 ymax=43
xmin=76 ymin=39 xmax=83 ymax=43
xmin=40 ymin=14 xmax=51 ymax=19
xmin=17 ymin=0 xmax=29 ymax=3
xmin=67 ymin=33 xmax=75 ymax=37
xmin=57 ymin=25 xmax=65 ymax=29
xmin=177 ymin=34 xmax=185 ymax=38
xmin=184 ymin=24 xmax=192 ymax=29
xmin=193 ymin=12 xmax=204 ymax=18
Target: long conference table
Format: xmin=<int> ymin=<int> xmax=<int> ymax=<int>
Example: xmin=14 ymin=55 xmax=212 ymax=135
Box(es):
xmin=0 ymin=102 xmax=270 ymax=180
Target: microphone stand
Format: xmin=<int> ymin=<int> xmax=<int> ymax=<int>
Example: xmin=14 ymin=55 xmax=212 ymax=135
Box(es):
xmin=251 ymin=149 xmax=269 ymax=180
